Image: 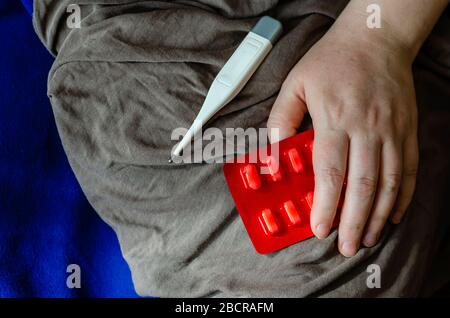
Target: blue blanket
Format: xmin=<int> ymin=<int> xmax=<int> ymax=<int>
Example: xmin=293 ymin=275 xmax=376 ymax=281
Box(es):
xmin=0 ymin=0 xmax=138 ymax=297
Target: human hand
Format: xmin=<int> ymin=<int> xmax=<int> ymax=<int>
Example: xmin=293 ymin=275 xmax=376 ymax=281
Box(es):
xmin=267 ymin=15 xmax=419 ymax=257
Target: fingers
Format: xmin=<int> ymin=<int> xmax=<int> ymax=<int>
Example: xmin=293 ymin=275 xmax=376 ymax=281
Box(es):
xmin=310 ymin=129 xmax=349 ymax=239
xmin=362 ymin=141 xmax=402 ymax=247
xmin=267 ymin=75 xmax=418 ymax=257
xmin=267 ymin=81 xmax=307 ymax=143
xmin=391 ymin=135 xmax=419 ymax=223
xmin=338 ymin=135 xmax=380 ymax=257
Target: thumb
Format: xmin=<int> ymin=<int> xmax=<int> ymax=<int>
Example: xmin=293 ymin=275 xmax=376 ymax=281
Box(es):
xmin=267 ymin=80 xmax=308 ymax=143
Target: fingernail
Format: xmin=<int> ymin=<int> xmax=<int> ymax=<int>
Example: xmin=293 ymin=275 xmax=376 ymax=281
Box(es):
xmin=363 ymin=233 xmax=377 ymax=247
xmin=391 ymin=213 xmax=403 ymax=224
xmin=315 ymin=223 xmax=329 ymax=239
xmin=340 ymin=241 xmax=357 ymax=257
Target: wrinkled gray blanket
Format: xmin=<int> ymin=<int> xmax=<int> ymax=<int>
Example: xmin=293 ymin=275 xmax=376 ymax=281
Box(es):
xmin=33 ymin=0 xmax=450 ymax=297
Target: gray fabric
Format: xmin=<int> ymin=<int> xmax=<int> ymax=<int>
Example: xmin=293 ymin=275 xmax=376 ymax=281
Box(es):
xmin=33 ymin=0 xmax=450 ymax=297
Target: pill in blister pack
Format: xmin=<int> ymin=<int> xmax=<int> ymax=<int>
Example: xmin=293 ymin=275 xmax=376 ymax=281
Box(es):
xmin=223 ymin=129 xmax=344 ymax=254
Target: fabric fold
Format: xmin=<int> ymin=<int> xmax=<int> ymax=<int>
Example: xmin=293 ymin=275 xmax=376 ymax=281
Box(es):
xmin=34 ymin=0 xmax=450 ymax=297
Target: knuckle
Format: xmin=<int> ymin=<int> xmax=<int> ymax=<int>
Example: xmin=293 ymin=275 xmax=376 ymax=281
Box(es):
xmin=383 ymin=172 xmax=402 ymax=193
xmin=267 ymin=116 xmax=282 ymax=130
xmin=317 ymin=167 xmax=346 ymax=188
xmin=381 ymin=104 xmax=394 ymax=119
xmin=404 ymin=168 xmax=418 ymax=179
xmin=352 ymin=176 xmax=377 ymax=197
xmin=378 ymin=122 xmax=395 ymax=139
xmin=326 ymin=105 xmax=346 ymax=124
xmin=397 ymin=115 xmax=417 ymax=134
xmin=365 ymin=108 xmax=379 ymax=127
xmin=393 ymin=116 xmax=409 ymax=133
xmin=281 ymin=78 xmax=295 ymax=92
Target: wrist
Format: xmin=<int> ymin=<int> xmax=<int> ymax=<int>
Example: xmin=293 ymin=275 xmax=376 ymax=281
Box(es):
xmin=326 ymin=5 xmax=417 ymax=65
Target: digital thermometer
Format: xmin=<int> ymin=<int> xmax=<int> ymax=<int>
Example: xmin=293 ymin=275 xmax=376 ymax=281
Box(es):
xmin=170 ymin=16 xmax=283 ymax=160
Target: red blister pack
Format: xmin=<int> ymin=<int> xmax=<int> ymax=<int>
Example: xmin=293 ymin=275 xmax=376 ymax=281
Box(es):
xmin=223 ymin=129 xmax=343 ymax=254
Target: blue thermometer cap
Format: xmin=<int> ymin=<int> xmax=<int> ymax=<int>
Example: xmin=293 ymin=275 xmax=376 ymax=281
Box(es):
xmin=250 ymin=16 xmax=283 ymax=45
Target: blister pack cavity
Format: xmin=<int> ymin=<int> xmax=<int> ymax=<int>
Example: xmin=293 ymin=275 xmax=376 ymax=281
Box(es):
xmin=223 ymin=129 xmax=344 ymax=254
